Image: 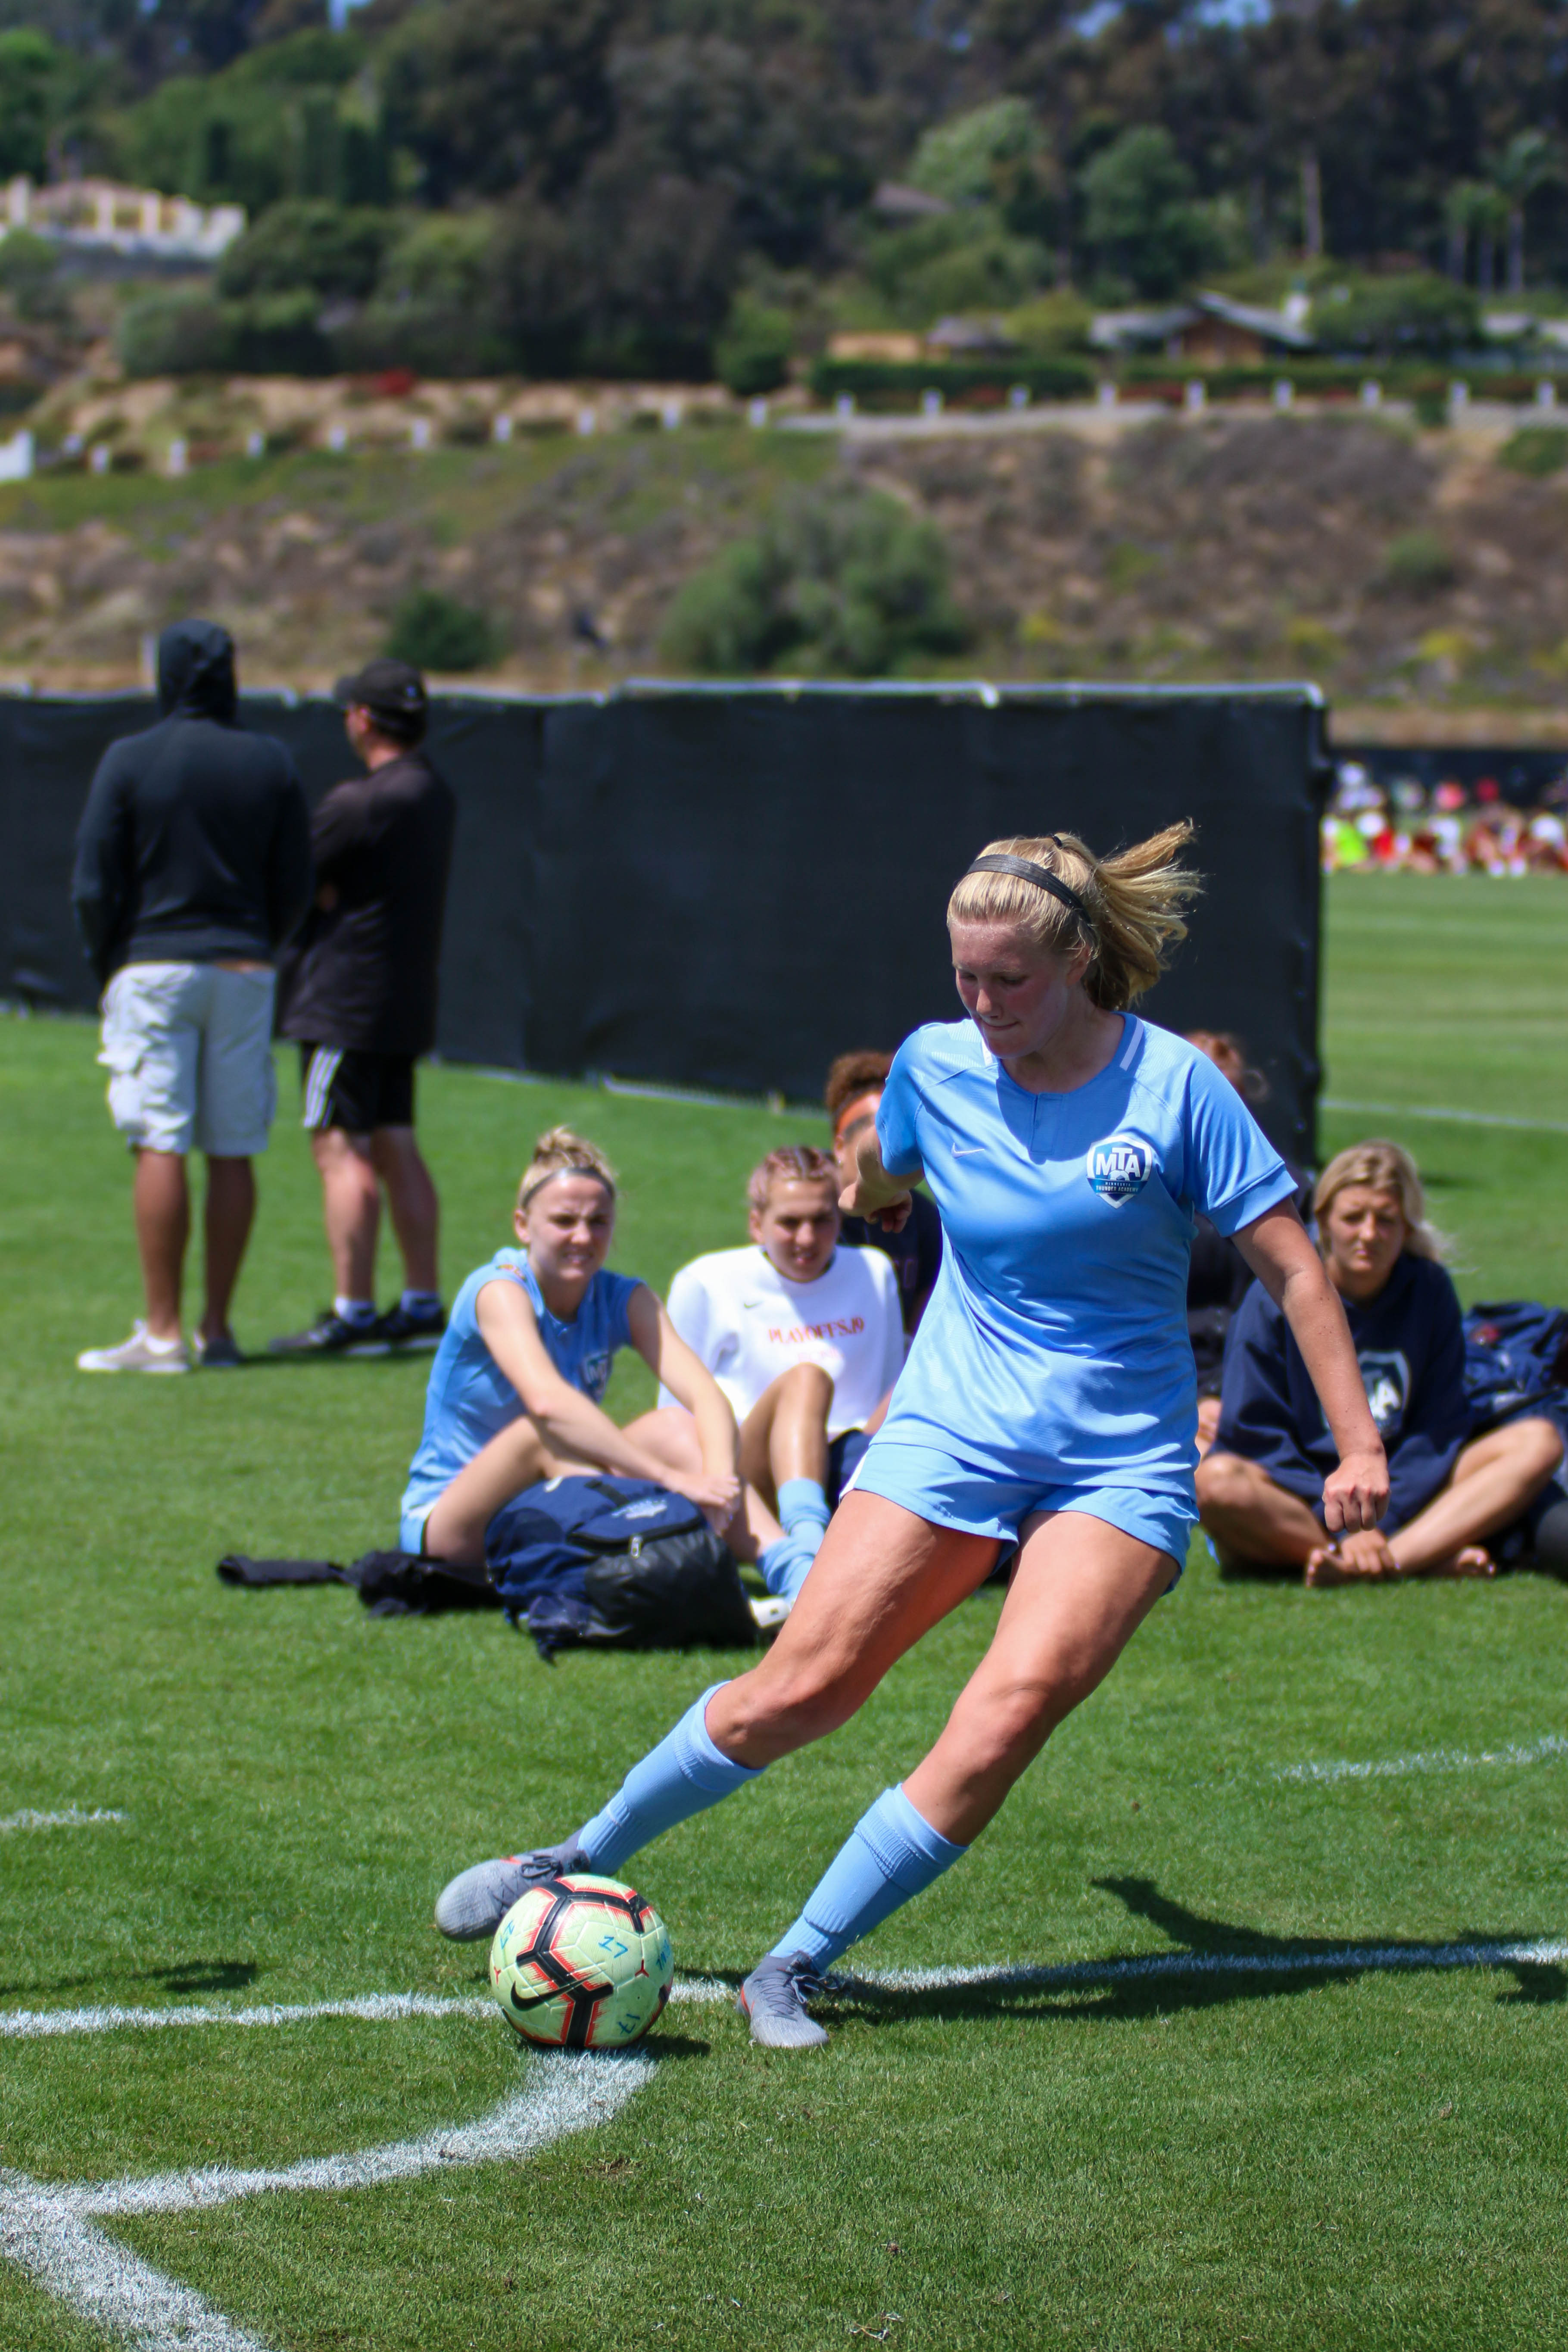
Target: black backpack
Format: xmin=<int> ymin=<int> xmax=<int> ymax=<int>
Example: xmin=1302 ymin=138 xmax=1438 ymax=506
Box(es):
xmin=486 ymin=1476 xmax=759 ymax=1661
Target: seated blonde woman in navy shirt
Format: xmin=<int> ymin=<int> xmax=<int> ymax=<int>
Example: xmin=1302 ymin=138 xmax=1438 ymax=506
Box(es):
xmin=1197 ymin=1140 xmax=1563 ymax=1585
xmin=401 ymin=1127 xmax=747 ymax=1568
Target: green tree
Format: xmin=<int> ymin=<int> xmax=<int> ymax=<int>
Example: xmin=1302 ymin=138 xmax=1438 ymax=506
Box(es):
xmin=714 ymin=295 xmax=793 ymax=397
xmin=1079 ymin=127 xmax=1213 ymax=301
xmin=1490 ymin=131 xmax=1559 ymax=294
xmin=218 ymin=200 xmax=389 ymax=299
xmin=910 ymin=97 xmax=1040 ymax=208
xmin=385 ymin=0 xmax=617 ymax=204
xmin=0 ymin=28 xmax=62 ymax=179
xmin=1310 ymin=271 xmax=1481 ymax=356
xmin=342 ymin=211 xmax=509 ymax=374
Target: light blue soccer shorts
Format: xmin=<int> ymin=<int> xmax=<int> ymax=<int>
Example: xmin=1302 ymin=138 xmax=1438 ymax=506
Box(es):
xmin=847 ymin=1437 xmax=1193 ymax=1583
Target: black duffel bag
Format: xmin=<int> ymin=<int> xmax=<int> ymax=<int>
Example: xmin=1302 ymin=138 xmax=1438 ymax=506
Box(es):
xmin=486 ymin=1476 xmax=759 ymax=1661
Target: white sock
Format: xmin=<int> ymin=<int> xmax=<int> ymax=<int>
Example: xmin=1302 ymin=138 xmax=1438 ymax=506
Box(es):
xmin=334 ymin=1297 xmax=377 ymax=1326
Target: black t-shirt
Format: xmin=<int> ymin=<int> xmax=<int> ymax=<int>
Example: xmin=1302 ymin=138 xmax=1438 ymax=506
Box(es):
xmin=841 ymin=1188 xmax=943 ymax=1334
xmin=280 ymin=751 xmax=456 ymax=1058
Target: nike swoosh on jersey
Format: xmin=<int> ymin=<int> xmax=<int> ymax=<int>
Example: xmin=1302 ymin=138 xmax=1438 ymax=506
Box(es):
xmin=951 ymin=1144 xmax=985 ymax=1157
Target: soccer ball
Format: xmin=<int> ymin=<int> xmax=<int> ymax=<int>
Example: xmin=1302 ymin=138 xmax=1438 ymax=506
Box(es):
xmin=489 ymin=1873 xmax=674 ymax=2049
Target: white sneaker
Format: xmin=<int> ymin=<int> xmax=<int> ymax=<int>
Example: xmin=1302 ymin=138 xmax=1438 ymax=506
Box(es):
xmin=749 ymin=1594 xmax=791 ymax=1632
xmin=77 ymin=1322 xmax=190 ymax=1374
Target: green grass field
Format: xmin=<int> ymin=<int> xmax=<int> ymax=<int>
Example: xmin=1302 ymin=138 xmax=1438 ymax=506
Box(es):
xmin=2 ymin=874 xmax=1566 ymax=2352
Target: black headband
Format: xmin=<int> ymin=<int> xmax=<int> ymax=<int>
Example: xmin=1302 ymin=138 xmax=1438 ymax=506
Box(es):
xmin=962 ymin=849 xmax=1092 ymax=926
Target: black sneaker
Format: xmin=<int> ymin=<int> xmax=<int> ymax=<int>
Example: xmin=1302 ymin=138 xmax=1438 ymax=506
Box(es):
xmin=374 ymin=1300 xmax=447 ymax=1351
xmin=268 ymin=1309 xmax=390 ymax=1359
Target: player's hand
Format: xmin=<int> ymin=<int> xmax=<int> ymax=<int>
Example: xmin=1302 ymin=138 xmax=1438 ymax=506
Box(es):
xmin=1321 ymin=1444 xmax=1389 ymax=1535
xmin=839 ymin=1179 xmax=912 ymax=1233
xmin=671 ymin=1468 xmax=741 ymax=1533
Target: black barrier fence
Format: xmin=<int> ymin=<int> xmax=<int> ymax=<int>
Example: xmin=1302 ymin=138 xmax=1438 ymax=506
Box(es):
xmin=0 ymin=681 xmax=1330 ymax=1164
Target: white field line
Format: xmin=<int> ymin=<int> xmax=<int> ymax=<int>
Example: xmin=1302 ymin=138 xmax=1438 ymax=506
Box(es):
xmin=69 ymin=2050 xmax=655 ymax=2220
xmin=1275 ymin=1733 xmax=1568 ymax=1785
xmin=1 ymin=2051 xmax=652 ymax=2351
xmin=0 ymin=1991 xmax=491 ymax=2041
xmin=1321 ymin=1096 xmax=1568 ymax=1136
xmin=0 ymin=1807 xmax=128 ymax=1834
xmin=0 ymin=2176 xmax=268 ymax=2352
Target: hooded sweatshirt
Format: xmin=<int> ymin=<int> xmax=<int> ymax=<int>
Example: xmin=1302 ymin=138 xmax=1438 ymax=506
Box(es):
xmin=1213 ymin=1248 xmax=1471 ymax=1532
xmin=71 ymin=620 xmax=313 ymax=985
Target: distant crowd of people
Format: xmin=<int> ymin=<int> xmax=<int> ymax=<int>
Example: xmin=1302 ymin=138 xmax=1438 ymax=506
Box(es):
xmin=68 ymin=621 xmax=1568 ymax=1627
xmin=1325 ymin=762 xmax=1568 ymax=875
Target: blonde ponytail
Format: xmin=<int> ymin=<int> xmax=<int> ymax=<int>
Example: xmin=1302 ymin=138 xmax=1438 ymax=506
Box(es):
xmin=946 ymin=822 xmax=1200 ymax=1010
xmin=517 ymin=1126 xmax=617 ymax=1214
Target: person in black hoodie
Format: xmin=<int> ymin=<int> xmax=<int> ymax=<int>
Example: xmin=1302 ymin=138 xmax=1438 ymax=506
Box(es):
xmin=272 ymin=659 xmax=456 ymax=1357
xmin=1197 ymin=1139 xmax=1562 ymax=1584
xmin=71 ymin=619 xmax=312 ymax=1373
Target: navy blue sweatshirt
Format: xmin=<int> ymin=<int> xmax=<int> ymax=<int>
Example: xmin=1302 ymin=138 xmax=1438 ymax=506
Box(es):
xmin=1214 ymin=1250 xmax=1471 ymax=1532
xmin=71 ymin=620 xmax=312 ymax=986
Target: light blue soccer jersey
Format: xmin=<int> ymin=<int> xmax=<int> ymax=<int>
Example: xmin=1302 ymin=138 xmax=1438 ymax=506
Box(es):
xmin=401 ymin=1250 xmax=644 ymax=1531
xmin=873 ymin=1015 xmax=1297 ymax=1501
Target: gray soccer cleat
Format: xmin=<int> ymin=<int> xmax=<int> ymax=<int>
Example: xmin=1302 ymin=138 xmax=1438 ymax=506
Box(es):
xmin=736 ymin=1951 xmax=829 ymax=2049
xmin=432 ymin=1839 xmax=589 ymax=1941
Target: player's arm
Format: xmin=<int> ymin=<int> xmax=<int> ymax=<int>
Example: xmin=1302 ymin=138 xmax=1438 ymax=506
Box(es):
xmin=1234 ymin=1200 xmax=1389 ymax=1533
xmin=843 ymin=1126 xmax=916 ymax=1235
xmin=473 ymin=1278 xmax=717 ymax=1498
xmin=627 ymin=1286 xmax=742 ymax=1514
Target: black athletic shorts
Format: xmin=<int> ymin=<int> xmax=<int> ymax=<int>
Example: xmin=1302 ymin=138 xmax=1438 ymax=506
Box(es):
xmin=299 ymin=1043 xmax=416 ymax=1134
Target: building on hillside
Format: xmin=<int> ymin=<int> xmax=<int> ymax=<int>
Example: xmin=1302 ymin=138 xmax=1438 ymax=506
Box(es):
xmin=925 ymin=315 xmax=1018 ymax=356
xmin=1091 ymin=291 xmax=1316 ymax=364
xmin=826 ymin=332 xmax=925 ymax=363
xmin=3 ymin=177 xmax=245 ymax=264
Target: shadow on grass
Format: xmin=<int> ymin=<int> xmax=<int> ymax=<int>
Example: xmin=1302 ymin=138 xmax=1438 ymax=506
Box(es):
xmin=0 ymin=1956 xmax=260 ymax=2002
xmin=825 ymin=1876 xmax=1565 ymax=2029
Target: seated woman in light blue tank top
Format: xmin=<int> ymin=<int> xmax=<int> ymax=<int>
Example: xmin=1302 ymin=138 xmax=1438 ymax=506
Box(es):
xmin=401 ymin=1126 xmax=745 ymax=1567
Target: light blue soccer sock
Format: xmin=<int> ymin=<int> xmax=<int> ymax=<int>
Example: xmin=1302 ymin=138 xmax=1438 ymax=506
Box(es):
xmin=770 ymin=1784 xmax=967 ymax=1968
xmin=776 ymin=1478 xmax=830 ymax=1545
xmin=760 ymin=1478 xmax=832 ymax=1600
xmin=758 ymin=1535 xmax=816 ymax=1601
xmin=575 ymin=1684 xmax=762 ymax=1876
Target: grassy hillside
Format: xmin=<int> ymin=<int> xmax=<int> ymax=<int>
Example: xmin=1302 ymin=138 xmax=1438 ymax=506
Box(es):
xmin=3 ymin=411 xmax=1568 ymax=706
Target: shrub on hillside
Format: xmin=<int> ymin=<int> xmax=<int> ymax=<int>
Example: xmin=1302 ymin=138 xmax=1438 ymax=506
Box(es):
xmin=714 ymin=296 xmax=793 ymax=396
xmin=1499 ymin=424 xmax=1568 ymax=477
xmin=0 ymin=228 xmax=67 ymax=323
xmin=385 ymin=588 xmax=500 ymax=673
xmin=661 ymin=487 xmax=967 ymax=677
xmin=118 ymin=287 xmax=332 ymax=377
xmin=1376 ymin=530 xmax=1458 ymax=595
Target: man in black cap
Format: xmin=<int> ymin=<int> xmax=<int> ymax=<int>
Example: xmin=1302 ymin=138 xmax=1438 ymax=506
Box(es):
xmin=272 ymin=658 xmax=457 ymax=1356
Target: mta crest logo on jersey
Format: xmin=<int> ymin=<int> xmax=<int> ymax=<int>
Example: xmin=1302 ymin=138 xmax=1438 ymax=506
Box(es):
xmin=1087 ymin=1135 xmax=1158 ymax=1203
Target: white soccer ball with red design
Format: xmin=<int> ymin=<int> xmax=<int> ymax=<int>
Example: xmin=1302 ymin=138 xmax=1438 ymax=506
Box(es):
xmin=489 ymin=1873 xmax=674 ymax=2049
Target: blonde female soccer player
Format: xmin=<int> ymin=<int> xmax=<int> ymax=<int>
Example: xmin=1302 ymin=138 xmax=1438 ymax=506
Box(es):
xmin=401 ymin=1127 xmax=743 ymax=1568
xmin=434 ymin=830 xmax=1390 ymax=2046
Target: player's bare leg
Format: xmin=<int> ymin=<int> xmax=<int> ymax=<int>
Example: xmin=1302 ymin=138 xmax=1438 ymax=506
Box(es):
xmin=1195 ymin=1449 xmax=1327 ymax=1569
xmin=740 ymin=1510 xmax=1172 ymax=2046
xmin=629 ymin=1404 xmax=782 ymax=1562
xmin=433 ymin=1495 xmax=990 ymax=1943
xmin=423 ymin=1417 xmax=600 ymax=1567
